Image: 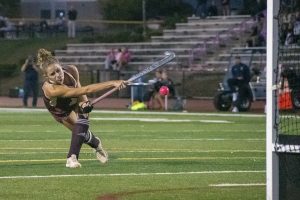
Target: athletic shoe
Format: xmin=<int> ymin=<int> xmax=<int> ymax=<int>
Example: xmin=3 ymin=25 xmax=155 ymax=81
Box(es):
xmin=95 ymin=137 xmax=108 ymax=164
xmin=232 ymin=107 xmax=239 ymax=113
xmin=66 ymin=154 xmax=81 ymax=168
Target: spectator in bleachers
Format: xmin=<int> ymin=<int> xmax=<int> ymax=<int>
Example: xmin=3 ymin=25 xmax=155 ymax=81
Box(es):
xmin=279 ymin=3 xmax=300 ymax=44
xmin=280 ymin=22 xmax=289 ymax=44
xmin=105 ymin=49 xmax=117 ymax=70
xmin=288 ymin=12 xmax=295 ymax=24
xmin=116 ymin=48 xmax=131 ymax=71
xmin=282 ymin=11 xmax=290 ymax=24
xmin=221 ymin=0 xmax=230 ymax=17
xmin=293 ymin=11 xmax=300 ymax=41
xmin=279 ymin=9 xmax=300 ymax=45
xmin=250 ymin=19 xmax=260 ymax=46
xmin=115 ymin=48 xmax=123 ymax=71
xmin=122 ymin=48 xmax=131 ymax=65
xmin=247 ymin=13 xmax=266 ymax=47
xmin=285 ymin=28 xmax=295 ymax=46
xmin=67 ymin=5 xmax=77 ymax=38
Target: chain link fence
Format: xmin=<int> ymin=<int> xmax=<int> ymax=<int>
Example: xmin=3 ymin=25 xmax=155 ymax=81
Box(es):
xmin=0 ymin=68 xmax=224 ymax=99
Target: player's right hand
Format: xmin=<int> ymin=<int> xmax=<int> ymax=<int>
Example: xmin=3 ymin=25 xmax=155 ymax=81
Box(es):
xmin=113 ymin=80 xmax=128 ymax=90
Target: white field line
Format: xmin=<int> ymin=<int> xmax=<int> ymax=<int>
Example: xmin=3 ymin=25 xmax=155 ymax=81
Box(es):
xmin=0 ymin=170 xmax=266 ymax=180
xmin=0 ymin=149 xmax=266 ymax=154
xmin=150 ymin=138 xmax=265 ymax=141
xmin=0 ymin=130 xmax=56 ymax=133
xmin=210 ymin=183 xmax=266 ymax=187
xmin=106 ymin=148 xmax=266 ymax=153
xmin=0 ymin=129 xmax=265 ymax=133
xmin=0 ymin=151 xmax=96 ymax=155
xmin=117 ymin=157 xmax=264 ymax=160
xmin=0 ymin=147 xmax=265 ymax=152
xmin=90 ymin=117 xmax=232 ymax=123
xmin=114 ymin=129 xmax=265 ymax=133
xmin=0 ymin=138 xmax=264 ymax=142
xmin=0 ymin=139 xmax=69 ymax=142
xmin=0 ymin=147 xmax=68 ymax=150
xmin=0 ymin=156 xmax=265 ymax=163
xmin=0 ymin=108 xmax=265 ymax=118
xmin=0 ymin=158 xmax=94 ymax=163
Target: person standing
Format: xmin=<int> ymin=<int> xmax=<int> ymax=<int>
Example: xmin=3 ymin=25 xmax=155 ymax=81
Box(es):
xmin=21 ymin=55 xmax=39 ymax=107
xmin=67 ymin=6 xmax=77 ymax=38
xmin=221 ymin=0 xmax=230 ymax=17
xmin=227 ymin=56 xmax=251 ymax=112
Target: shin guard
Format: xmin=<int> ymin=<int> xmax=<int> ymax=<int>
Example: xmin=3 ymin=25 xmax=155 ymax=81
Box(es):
xmin=84 ymin=130 xmax=100 ymax=149
xmin=67 ymin=115 xmax=89 ymax=158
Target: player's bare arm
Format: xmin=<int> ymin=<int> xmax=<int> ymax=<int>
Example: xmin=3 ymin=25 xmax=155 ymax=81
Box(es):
xmin=66 ymin=65 xmax=88 ymax=103
xmin=43 ymin=80 xmax=126 ymax=98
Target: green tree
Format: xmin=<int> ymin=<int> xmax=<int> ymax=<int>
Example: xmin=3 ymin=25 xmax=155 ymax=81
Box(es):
xmin=242 ymin=0 xmax=266 ymax=15
xmin=100 ymin=0 xmax=193 ymax=20
xmin=0 ymin=0 xmax=21 ymax=17
xmin=101 ymin=0 xmax=142 ymax=20
xmin=146 ymin=0 xmax=192 ymax=19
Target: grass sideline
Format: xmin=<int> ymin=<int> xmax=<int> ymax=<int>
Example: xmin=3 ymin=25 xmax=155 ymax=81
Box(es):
xmin=0 ymin=110 xmax=266 ymax=200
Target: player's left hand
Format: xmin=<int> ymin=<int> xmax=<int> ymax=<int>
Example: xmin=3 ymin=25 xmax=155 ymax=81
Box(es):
xmin=79 ymin=101 xmax=93 ymax=113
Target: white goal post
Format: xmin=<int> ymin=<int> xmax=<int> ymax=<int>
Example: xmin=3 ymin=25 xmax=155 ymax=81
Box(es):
xmin=266 ymin=0 xmax=279 ymax=199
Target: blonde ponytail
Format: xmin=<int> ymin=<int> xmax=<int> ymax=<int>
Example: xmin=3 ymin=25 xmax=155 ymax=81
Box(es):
xmin=37 ymin=48 xmax=58 ymax=73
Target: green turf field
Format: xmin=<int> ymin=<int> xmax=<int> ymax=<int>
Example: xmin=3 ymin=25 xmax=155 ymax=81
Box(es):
xmin=0 ymin=109 xmax=266 ymax=200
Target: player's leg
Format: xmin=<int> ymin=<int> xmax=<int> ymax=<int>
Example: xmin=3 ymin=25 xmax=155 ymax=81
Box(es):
xmin=73 ymin=21 xmax=76 ymax=38
xmin=81 ymin=116 xmax=108 ymax=164
xmin=62 ymin=111 xmax=85 ymax=168
xmin=154 ymin=92 xmax=164 ymax=110
xmin=23 ymin=81 xmax=30 ymax=107
xmin=62 ymin=112 xmax=108 ymax=165
xmin=235 ymin=81 xmax=248 ymax=109
xmin=227 ymin=78 xmax=239 ymax=112
xmin=31 ymin=81 xmax=38 ymax=107
xmin=88 ymin=132 xmax=108 ymax=164
xmin=67 ymin=21 xmax=72 ymax=38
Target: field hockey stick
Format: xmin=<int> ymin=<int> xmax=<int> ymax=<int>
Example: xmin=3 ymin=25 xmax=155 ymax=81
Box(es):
xmin=91 ymin=51 xmax=176 ymax=105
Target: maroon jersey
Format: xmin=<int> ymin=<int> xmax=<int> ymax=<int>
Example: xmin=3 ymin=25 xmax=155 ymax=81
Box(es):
xmin=42 ymin=67 xmax=78 ymax=123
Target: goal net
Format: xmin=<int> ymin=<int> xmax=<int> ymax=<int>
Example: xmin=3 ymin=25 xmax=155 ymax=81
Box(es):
xmin=270 ymin=0 xmax=300 ymax=199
